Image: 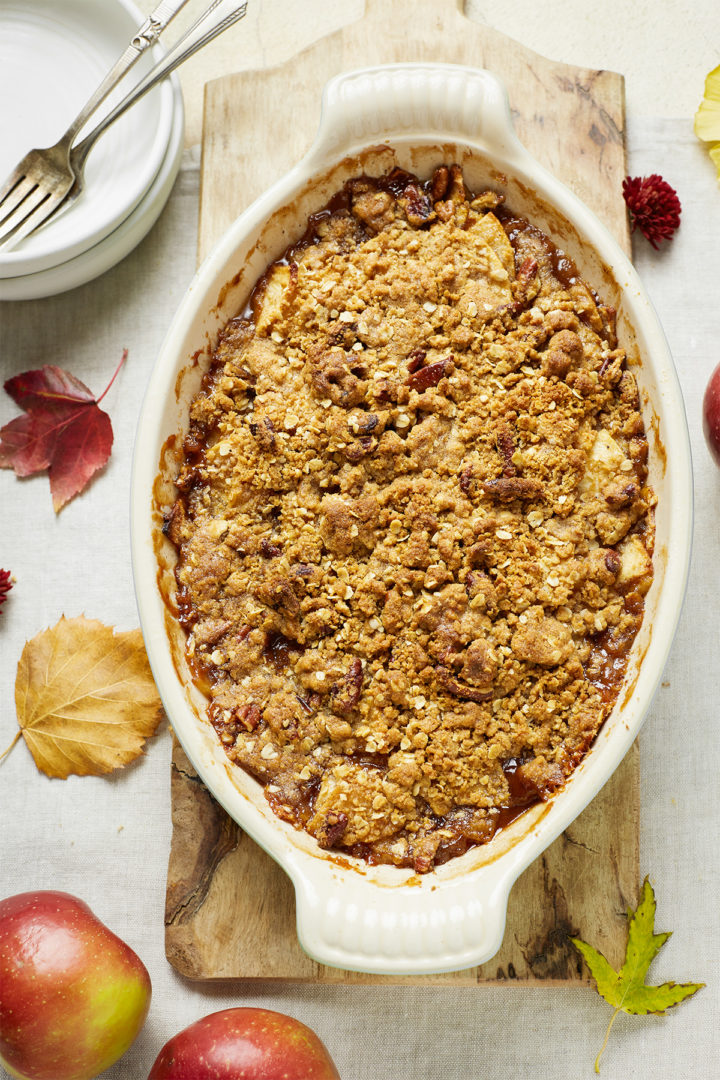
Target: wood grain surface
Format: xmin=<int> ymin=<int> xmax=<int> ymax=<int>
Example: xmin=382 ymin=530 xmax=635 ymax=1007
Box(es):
xmin=165 ymin=0 xmax=639 ymax=983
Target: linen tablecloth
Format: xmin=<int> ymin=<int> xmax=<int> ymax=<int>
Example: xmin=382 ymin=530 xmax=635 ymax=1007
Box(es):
xmin=1 ymin=117 xmax=719 ymax=1079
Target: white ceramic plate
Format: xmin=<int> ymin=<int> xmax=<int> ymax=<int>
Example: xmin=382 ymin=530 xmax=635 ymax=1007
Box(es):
xmin=0 ymin=0 xmax=176 ymax=278
xmin=132 ymin=64 xmax=693 ymax=975
xmin=0 ymin=78 xmax=183 ymax=302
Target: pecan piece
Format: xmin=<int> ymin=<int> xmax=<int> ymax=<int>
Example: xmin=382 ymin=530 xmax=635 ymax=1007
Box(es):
xmin=343 ymin=436 xmax=377 ymax=463
xmin=604 ymin=549 xmax=622 ymax=576
xmin=470 ymin=190 xmax=504 ymax=213
xmin=413 ymin=850 xmax=436 ymax=875
xmin=598 ymin=304 xmax=618 ymax=348
xmin=182 ymin=425 xmax=206 ymax=457
xmin=430 ymin=165 xmax=450 ymax=203
xmin=605 ymin=481 xmax=639 ymax=509
xmin=260 ymin=538 xmax=282 ymax=558
xmin=163 ymin=499 xmax=188 ymax=546
xmin=237 ymin=703 xmax=262 ymax=731
xmin=407 ymin=348 xmax=427 ymax=374
xmin=349 ymin=412 xmax=379 ymax=435
xmin=310 ymin=347 xmax=366 ymax=407
xmin=436 ymin=665 xmax=493 ymax=703
xmin=506 ymin=255 xmax=539 ymax=315
xmin=481 ymin=476 xmax=542 ymax=502
xmin=295 ymin=692 xmax=321 ymax=715
xmin=373 ymin=377 xmax=401 ymax=404
xmin=291 ymin=562 xmax=320 ymax=584
xmin=405 ymin=357 xmax=450 ymax=392
xmin=597 ymin=349 xmax=625 ymax=384
xmin=329 ymin=658 xmax=364 ymax=715
xmin=495 ymin=424 xmax=517 ymax=476
xmin=436 ymin=199 xmax=458 ymax=223
xmin=399 ymin=182 xmax=436 ymax=227
xmin=231 ymin=362 xmax=256 ymax=387
xmin=209 ymin=701 xmax=262 ymax=735
xmin=447 ymin=164 xmax=466 ymax=203
xmin=315 ymin=810 xmax=349 ymax=849
xmin=174 ymin=466 xmax=199 ymax=494
xmin=459 ymin=466 xmax=473 ymax=495
xmin=433 ymin=164 xmax=466 ymax=215
xmin=251 ymin=416 xmax=276 ymax=451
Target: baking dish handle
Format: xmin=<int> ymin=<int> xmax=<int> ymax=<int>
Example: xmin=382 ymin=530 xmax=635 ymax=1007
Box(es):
xmin=290 ymin=857 xmax=513 ymax=976
xmin=310 ymin=63 xmax=523 ymax=164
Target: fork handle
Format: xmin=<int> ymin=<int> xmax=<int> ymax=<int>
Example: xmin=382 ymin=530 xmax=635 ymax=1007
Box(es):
xmin=71 ymin=1 xmax=249 ymax=173
xmin=59 ymin=0 xmax=195 ymax=148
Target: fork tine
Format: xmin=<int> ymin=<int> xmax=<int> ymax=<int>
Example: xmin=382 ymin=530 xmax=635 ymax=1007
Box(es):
xmin=0 ymin=184 xmax=49 ymax=235
xmin=0 ymin=181 xmax=68 ymax=249
xmin=0 ymin=171 xmax=39 ymax=225
xmin=0 ymin=190 xmax=73 ymax=250
xmin=0 ymin=173 xmax=23 ymax=205
xmin=0 ymin=158 xmax=29 ymax=201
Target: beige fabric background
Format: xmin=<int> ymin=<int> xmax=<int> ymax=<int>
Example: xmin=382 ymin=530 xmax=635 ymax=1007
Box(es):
xmin=2 ymin=3 xmax=720 ymax=1077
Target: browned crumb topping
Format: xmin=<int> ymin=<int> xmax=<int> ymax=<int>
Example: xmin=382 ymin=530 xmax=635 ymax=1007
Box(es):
xmin=166 ymin=165 xmax=655 ymax=874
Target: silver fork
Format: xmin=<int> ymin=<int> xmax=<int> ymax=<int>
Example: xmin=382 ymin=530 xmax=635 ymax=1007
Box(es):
xmin=0 ymin=0 xmax=249 ymax=251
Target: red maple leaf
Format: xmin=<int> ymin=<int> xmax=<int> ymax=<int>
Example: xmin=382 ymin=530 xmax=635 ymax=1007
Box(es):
xmin=0 ymin=352 xmax=126 ymax=511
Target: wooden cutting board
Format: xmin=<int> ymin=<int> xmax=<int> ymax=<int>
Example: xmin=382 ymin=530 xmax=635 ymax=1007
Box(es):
xmin=164 ymin=0 xmax=639 ymax=984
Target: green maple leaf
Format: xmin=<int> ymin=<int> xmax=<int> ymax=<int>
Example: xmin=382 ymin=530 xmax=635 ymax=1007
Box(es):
xmin=571 ymin=878 xmax=704 ymax=1073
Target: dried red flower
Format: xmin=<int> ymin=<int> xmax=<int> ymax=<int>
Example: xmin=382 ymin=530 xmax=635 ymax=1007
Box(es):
xmin=622 ymin=174 xmax=681 ymax=249
xmin=0 ymin=568 xmax=13 ymax=611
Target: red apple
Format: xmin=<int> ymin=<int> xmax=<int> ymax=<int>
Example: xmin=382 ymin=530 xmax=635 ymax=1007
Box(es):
xmin=147 ymin=1007 xmax=341 ymax=1079
xmin=0 ymin=891 xmax=151 ymax=1080
xmin=703 ymin=361 xmax=720 ymax=468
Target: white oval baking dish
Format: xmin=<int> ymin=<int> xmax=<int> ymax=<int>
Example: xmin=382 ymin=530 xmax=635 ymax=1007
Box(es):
xmin=131 ymin=63 xmax=692 ymax=976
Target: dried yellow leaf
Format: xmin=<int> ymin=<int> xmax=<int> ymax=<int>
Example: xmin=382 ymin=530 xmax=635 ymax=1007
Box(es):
xmin=694 ymin=64 xmax=720 ymax=179
xmin=694 ymin=64 xmax=720 ymax=140
xmin=13 ymin=615 xmax=163 ymax=778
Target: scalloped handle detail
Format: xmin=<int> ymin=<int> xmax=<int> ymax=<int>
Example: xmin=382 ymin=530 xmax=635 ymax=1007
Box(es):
xmin=291 ymin=861 xmax=511 ymax=975
xmin=312 ymin=63 xmax=522 ymax=163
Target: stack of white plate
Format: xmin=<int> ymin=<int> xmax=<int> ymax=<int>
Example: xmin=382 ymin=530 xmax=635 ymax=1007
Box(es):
xmin=0 ymin=0 xmax=185 ymax=301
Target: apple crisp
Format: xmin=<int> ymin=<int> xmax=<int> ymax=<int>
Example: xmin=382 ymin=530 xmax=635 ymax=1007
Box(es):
xmin=166 ymin=165 xmax=654 ymax=873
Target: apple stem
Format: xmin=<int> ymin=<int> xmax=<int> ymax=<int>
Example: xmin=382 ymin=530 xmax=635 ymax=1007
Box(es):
xmin=96 ymin=349 xmax=128 ymax=405
xmin=0 ymin=730 xmax=22 ymax=764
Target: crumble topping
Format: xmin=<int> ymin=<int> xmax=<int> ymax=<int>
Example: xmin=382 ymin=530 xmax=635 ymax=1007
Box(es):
xmin=166 ymin=165 xmax=655 ymax=873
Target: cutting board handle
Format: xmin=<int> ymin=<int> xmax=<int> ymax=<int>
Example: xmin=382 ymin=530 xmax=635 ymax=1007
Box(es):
xmin=311 ymin=62 xmax=524 ymax=164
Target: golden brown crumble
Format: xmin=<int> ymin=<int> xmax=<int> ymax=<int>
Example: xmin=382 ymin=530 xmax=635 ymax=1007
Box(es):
xmin=166 ymin=165 xmax=655 ymax=873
